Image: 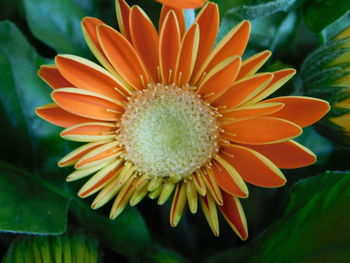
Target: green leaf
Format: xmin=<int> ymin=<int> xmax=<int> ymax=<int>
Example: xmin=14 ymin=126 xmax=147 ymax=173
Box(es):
xmin=302 ymin=0 xmax=350 ymax=33
xmin=321 ymin=10 xmax=350 ymax=43
xmin=23 ymin=0 xmax=95 ymax=56
xmin=71 ymin=200 xmax=151 ymax=259
xmin=249 ymin=171 xmax=350 ymax=262
xmin=218 ymin=0 xmax=296 ymax=43
xmin=0 ymin=161 xmax=69 ymax=234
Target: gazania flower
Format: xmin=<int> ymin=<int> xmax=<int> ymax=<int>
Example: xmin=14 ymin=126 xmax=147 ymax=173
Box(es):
xmin=302 ymin=26 xmax=350 ymax=145
xmin=36 ymin=0 xmax=329 ymax=239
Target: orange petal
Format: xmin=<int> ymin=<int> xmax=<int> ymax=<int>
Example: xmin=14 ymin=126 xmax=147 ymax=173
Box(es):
xmin=199 ymin=194 xmax=219 ymax=236
xmin=202 ymin=168 xmax=223 ymax=205
xmin=75 ymin=141 xmax=121 ymax=169
xmin=213 ymin=73 xmax=273 ymax=109
xmin=35 ymin=103 xmax=97 ymax=128
xmin=170 ymin=183 xmax=187 ymax=227
xmin=193 ymin=21 xmax=250 ymax=84
xmin=97 ymin=24 xmax=148 ymax=89
xmin=159 ymin=5 xmax=185 ymax=36
xmin=263 ymin=96 xmax=330 ymax=127
xmin=221 ymin=102 xmax=284 ymax=121
xmin=115 ymin=0 xmax=132 ymax=42
xmin=159 ymin=11 xmax=181 ymax=84
xmin=174 ymin=23 xmax=200 ymax=85
xmin=155 ymin=0 xmax=207 ymax=9
xmin=191 ymin=3 xmax=219 ymax=85
xmin=51 ymin=88 xmax=123 ymax=121
xmin=81 ymin=17 xmax=119 ymax=76
xmin=197 ymin=56 xmax=241 ymax=102
xmin=130 ymin=6 xmax=159 ymax=83
xmin=38 ymin=65 xmax=73 ymax=89
xmin=219 ymin=192 xmax=248 ymax=240
xmin=55 ymin=55 xmax=129 ymax=101
xmin=222 ymin=117 xmax=302 ymax=145
xmin=220 ymin=144 xmax=286 ymax=187
xmin=212 ymin=155 xmax=248 ymax=197
xmin=249 ymin=69 xmax=296 ymax=104
xmin=58 ymin=141 xmax=107 ymax=167
xmin=60 ymin=122 xmax=116 ymax=142
xmin=248 ymin=140 xmax=316 ymax=169
xmin=237 ymin=50 xmax=271 ymax=80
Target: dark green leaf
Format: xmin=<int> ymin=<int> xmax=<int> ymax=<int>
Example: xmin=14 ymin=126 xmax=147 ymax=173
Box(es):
xmin=71 ymin=200 xmax=151 ymax=259
xmin=302 ymin=0 xmax=350 ymax=33
xmin=23 ymin=0 xmax=95 ymax=56
xmin=204 ymin=247 xmax=251 ymax=263
xmin=0 ymin=161 xmax=69 ymax=234
xmin=249 ymin=171 xmax=350 ymax=262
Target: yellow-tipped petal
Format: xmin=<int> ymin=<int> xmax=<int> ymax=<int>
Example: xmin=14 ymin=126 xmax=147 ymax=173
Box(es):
xmin=78 ymin=160 xmax=122 ymax=198
xmin=130 ymin=187 xmax=149 ymax=206
xmin=116 ymin=161 xmax=136 ymax=185
xmin=60 ymin=122 xmax=116 ymax=142
xmin=202 ymin=168 xmax=223 ymax=205
xmin=149 ymin=186 xmax=162 ymax=200
xmin=170 ymin=183 xmax=187 ymax=227
xmin=158 ymin=182 xmax=175 ymax=205
xmin=193 ymin=172 xmax=206 ymax=196
xmin=199 ymin=194 xmax=219 ymax=236
xmin=92 ymin=175 xmax=123 ymax=209
xmin=147 ymin=177 xmax=163 ymax=192
xmin=110 ymin=177 xmax=136 ymax=219
xmin=135 ymin=174 xmax=150 ymax=190
xmin=186 ymin=181 xmax=198 ymax=214
xmin=66 ymin=161 xmax=111 ymax=182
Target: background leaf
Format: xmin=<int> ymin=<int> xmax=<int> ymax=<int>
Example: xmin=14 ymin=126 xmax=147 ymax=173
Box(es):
xmin=249 ymin=171 xmax=350 ymax=262
xmin=302 ymin=0 xmax=350 ymax=33
xmin=0 ymin=161 xmax=69 ymax=234
xmin=22 ymin=0 xmax=95 ymax=57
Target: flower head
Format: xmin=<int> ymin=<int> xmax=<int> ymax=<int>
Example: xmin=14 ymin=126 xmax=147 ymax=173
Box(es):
xmin=36 ymin=0 xmax=329 ymax=239
xmin=302 ymin=26 xmax=350 ymax=145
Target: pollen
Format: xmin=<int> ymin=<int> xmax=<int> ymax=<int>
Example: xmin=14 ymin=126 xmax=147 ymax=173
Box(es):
xmin=119 ymin=84 xmax=219 ymax=178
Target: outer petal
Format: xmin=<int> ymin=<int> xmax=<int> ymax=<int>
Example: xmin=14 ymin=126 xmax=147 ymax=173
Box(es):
xmin=220 ymin=144 xmax=286 ymax=187
xmin=174 ymin=23 xmax=200 ymax=85
xmin=219 ymin=191 xmax=248 ymax=240
xmin=222 ymin=117 xmax=302 ymax=145
xmin=81 ymin=17 xmax=119 ymax=76
xmin=248 ymin=69 xmax=296 ymax=104
xmin=193 ymin=21 xmax=250 ymax=84
xmin=38 ymin=65 xmax=73 ymax=89
xmin=60 ymin=122 xmax=116 ymax=142
xmin=237 ymin=50 xmax=271 ymax=80
xmin=115 ymin=0 xmax=132 ymax=41
xmin=199 ymin=194 xmax=219 ymax=236
xmin=55 ymin=55 xmax=129 ymax=100
xmin=170 ymin=183 xmax=187 ymax=227
xmin=263 ymin=96 xmax=330 ymax=127
xmin=221 ymin=102 xmax=284 ymax=121
xmin=75 ymin=141 xmax=122 ymax=169
xmin=155 ymin=0 xmax=207 ymax=9
xmin=159 ymin=11 xmax=181 ymax=84
xmin=197 ymin=56 xmax=241 ymax=102
xmin=191 ymin=3 xmax=219 ymax=85
xmin=51 ymin=88 xmax=123 ymax=121
xmin=212 ymin=155 xmax=248 ymax=197
xmin=35 ymin=103 xmax=96 ymax=128
xmin=213 ymin=73 xmax=273 ymax=109
xmin=248 ymin=140 xmax=317 ymax=169
xmin=58 ymin=141 xmax=108 ymax=167
xmin=159 ymin=5 xmax=185 ymax=36
xmin=97 ymin=24 xmax=148 ymax=89
xmin=130 ymin=6 xmax=159 ymax=83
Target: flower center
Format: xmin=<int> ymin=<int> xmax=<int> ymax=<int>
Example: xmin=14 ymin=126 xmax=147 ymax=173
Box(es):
xmin=119 ymin=84 xmax=219 ymax=178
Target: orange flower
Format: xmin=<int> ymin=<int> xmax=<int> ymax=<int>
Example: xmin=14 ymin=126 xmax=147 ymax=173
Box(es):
xmin=36 ymin=0 xmax=329 ymax=239
xmin=155 ymin=0 xmax=207 ymax=9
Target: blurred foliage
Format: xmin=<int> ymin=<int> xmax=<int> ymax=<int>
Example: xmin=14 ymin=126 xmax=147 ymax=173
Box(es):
xmin=0 ymin=0 xmax=349 ymax=262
